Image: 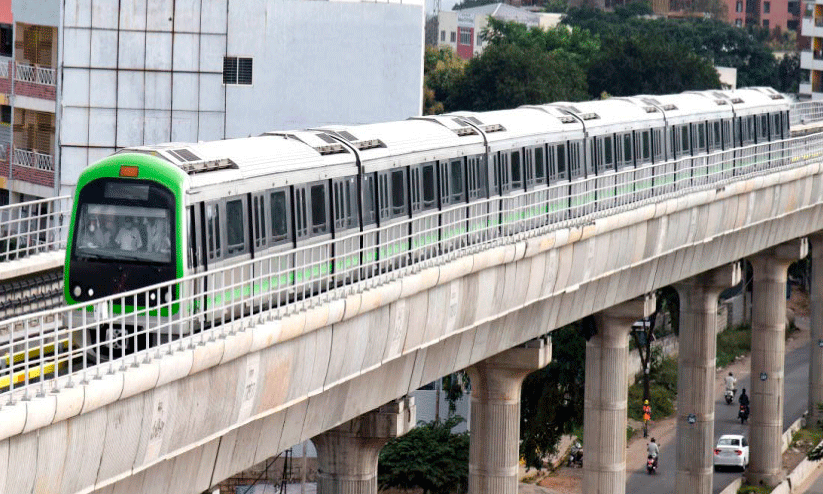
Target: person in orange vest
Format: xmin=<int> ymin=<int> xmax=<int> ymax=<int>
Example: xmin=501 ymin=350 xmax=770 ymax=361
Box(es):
xmin=642 ymin=400 xmax=652 ymax=437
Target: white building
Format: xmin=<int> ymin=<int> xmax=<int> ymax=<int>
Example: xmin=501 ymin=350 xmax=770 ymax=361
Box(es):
xmin=1 ymin=0 xmax=425 ymax=203
xmin=801 ymin=1 xmax=823 ymax=99
xmin=437 ymin=3 xmax=562 ymax=59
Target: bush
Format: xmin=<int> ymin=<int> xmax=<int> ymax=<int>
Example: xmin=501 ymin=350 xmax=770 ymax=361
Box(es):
xmin=717 ymin=324 xmax=752 ymax=369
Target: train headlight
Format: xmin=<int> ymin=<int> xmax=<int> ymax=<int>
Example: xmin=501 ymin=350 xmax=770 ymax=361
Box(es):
xmin=73 ymin=285 xmax=82 ymax=298
xmin=88 ymin=288 xmax=94 ymax=297
xmin=149 ymin=292 xmax=156 ymax=301
xmin=164 ymin=291 xmax=171 ymax=303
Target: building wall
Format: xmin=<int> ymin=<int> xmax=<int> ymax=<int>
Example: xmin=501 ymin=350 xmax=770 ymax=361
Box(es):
xmin=11 ymin=0 xmax=58 ymax=27
xmin=55 ymin=0 xmax=424 ymax=196
xmin=438 ymin=10 xmax=458 ymax=51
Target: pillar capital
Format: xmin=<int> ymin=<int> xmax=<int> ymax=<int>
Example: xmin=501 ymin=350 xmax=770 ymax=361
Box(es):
xmin=312 ymin=397 xmax=416 ymax=494
xmin=468 ymin=337 xmax=552 ymax=494
xmin=594 ymin=294 xmax=656 ymax=336
xmin=750 ymin=238 xmax=808 ymax=277
xmin=675 ymin=263 xmax=742 ymax=315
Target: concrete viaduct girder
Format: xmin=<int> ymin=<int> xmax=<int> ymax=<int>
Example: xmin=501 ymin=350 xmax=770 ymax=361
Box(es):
xmin=2 ymin=161 xmax=823 ymax=494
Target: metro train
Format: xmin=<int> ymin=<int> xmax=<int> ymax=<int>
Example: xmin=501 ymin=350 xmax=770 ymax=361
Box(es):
xmin=64 ymin=87 xmax=791 ymax=352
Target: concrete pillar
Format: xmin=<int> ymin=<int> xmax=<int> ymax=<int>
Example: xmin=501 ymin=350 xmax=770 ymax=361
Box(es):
xmin=746 ymin=239 xmax=808 ymax=487
xmin=809 ymin=234 xmax=823 ymax=426
xmin=311 ymin=397 xmax=416 ymax=494
xmin=583 ymin=294 xmax=656 ymax=494
xmin=674 ymin=263 xmax=742 ymax=494
xmin=466 ymin=337 xmax=552 ymax=494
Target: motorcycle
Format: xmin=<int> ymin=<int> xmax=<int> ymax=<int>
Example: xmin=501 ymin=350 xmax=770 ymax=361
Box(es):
xmin=725 ymin=388 xmax=736 ymax=405
xmin=738 ymin=404 xmax=750 ymax=424
xmin=646 ymin=454 xmax=658 ymax=475
xmin=567 ymin=445 xmax=583 ymax=468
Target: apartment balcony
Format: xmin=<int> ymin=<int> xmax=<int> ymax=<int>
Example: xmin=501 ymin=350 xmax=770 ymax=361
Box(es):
xmin=9 ymin=147 xmax=55 ymax=189
xmin=800 ymin=82 xmax=813 ymax=97
xmin=12 ymin=62 xmax=56 ymax=104
xmin=800 ymin=50 xmax=823 ymax=72
xmin=802 ymin=17 xmax=823 ymax=37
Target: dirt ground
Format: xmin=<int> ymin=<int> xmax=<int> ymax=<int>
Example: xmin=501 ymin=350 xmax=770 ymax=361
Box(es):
xmin=532 ymin=287 xmax=812 ymax=494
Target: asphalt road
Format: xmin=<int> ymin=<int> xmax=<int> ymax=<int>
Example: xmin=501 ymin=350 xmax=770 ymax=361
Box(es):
xmin=626 ymin=343 xmax=810 ymax=494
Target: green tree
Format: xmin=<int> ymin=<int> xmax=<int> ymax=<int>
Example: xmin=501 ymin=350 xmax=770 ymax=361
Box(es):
xmin=423 ymin=46 xmax=465 ymax=115
xmin=482 ymin=17 xmax=601 ymax=68
xmin=520 ymin=321 xmax=588 ymax=470
xmin=378 ymin=416 xmax=470 ymax=494
xmin=777 ymin=52 xmax=801 ymax=93
xmin=587 ymin=34 xmax=721 ymax=97
xmin=447 ymin=42 xmax=588 ymax=111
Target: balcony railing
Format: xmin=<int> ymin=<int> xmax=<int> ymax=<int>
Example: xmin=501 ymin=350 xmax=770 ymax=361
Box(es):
xmin=14 ymin=62 xmax=55 ymax=86
xmin=13 ymin=148 xmax=54 ymax=171
xmin=0 ymin=195 xmax=70 ymax=262
xmin=0 ymin=57 xmax=11 ymax=79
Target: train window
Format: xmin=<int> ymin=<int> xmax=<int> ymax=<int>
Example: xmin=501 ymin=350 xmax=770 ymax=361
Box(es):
xmin=710 ymin=121 xmax=722 ymax=151
xmin=640 ymin=131 xmax=651 ymax=162
xmin=555 ymin=144 xmax=567 ymax=179
xmin=450 ymin=159 xmax=465 ymax=203
xmin=496 ymin=153 xmax=511 ymax=194
xmin=722 ymin=120 xmax=733 ymax=148
xmin=510 ymin=151 xmax=523 ymax=190
xmin=294 ymin=188 xmax=309 ymax=238
xmin=206 ymin=202 xmax=221 ymax=260
xmin=652 ymin=128 xmax=664 ymax=163
xmin=411 ymin=163 xmax=437 ymax=213
xmin=310 ymin=183 xmax=329 ymax=235
xmin=534 ymin=146 xmax=546 ymax=185
xmin=226 ymin=199 xmax=246 ymax=255
xmin=270 ymin=189 xmax=290 ymax=244
xmin=333 ymin=177 xmax=358 ymax=231
xmin=187 ymin=206 xmax=198 ymax=268
xmin=362 ymin=174 xmax=377 ymax=226
xmin=598 ymin=136 xmax=614 ymax=173
xmin=378 ymin=172 xmax=391 ymax=221
xmin=467 ymin=155 xmax=488 ymax=200
xmin=771 ymin=113 xmax=781 ymax=139
xmin=391 ymin=169 xmax=407 ymax=218
xmin=758 ymin=114 xmax=769 ymax=141
xmin=252 ymin=195 xmax=266 ymax=249
xmin=680 ymin=126 xmax=690 ymax=155
xmin=743 ymin=116 xmax=755 ymax=144
xmin=619 ymin=133 xmax=632 ymax=168
xmin=696 ymin=123 xmax=707 ymax=152
xmin=569 ymin=140 xmax=583 ymax=179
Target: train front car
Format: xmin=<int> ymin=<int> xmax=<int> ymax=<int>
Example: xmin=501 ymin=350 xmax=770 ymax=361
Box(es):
xmin=65 ymin=153 xmax=187 ymax=358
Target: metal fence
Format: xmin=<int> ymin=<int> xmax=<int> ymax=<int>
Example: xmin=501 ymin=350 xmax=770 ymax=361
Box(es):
xmin=0 ymin=133 xmax=820 ymax=404
xmin=13 ymin=148 xmax=54 ymax=171
xmin=790 ymin=101 xmax=823 ymax=127
xmin=14 ymin=62 xmax=55 ymax=86
xmin=0 ymin=195 xmax=70 ymax=263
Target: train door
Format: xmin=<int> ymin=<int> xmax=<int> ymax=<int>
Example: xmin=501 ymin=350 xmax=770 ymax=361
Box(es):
xmin=293 ymin=180 xmax=332 ymax=298
xmin=439 ymin=157 xmax=467 ymax=253
xmin=466 ymin=154 xmax=489 ymax=245
xmin=361 ymin=173 xmax=379 ymax=279
xmin=496 ymin=148 xmax=525 ymax=235
xmin=615 ymin=132 xmax=635 ymax=206
xmin=691 ymin=121 xmax=709 ymax=186
xmin=634 ymin=129 xmax=654 ymax=203
xmin=410 ymin=162 xmax=439 ymax=262
xmin=593 ymin=134 xmax=617 ymax=211
xmin=524 ymin=144 xmax=548 ymax=230
xmin=331 ymin=176 xmax=360 ymax=286
xmin=568 ymin=139 xmax=590 ymax=218
xmin=376 ymin=167 xmax=410 ymax=273
xmin=250 ymin=188 xmax=294 ymax=312
xmin=202 ymin=196 xmax=251 ymax=326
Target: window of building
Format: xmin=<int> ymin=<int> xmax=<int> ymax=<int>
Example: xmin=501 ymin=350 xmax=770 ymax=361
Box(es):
xmin=450 ymin=31 xmax=456 ymax=43
xmin=764 ymin=1 xmax=770 ymax=13
xmin=459 ymin=28 xmax=471 ymax=45
xmin=0 ymin=25 xmax=11 ymax=58
xmin=477 ymin=35 xmax=481 ymax=46
xmin=223 ymin=57 xmax=253 ymax=85
xmin=788 ymin=19 xmax=799 ymax=30
xmin=441 ymin=30 xmax=445 ymax=42
xmin=1 ymin=106 xmax=10 ymax=125
xmin=736 ymin=1 xmax=743 ymax=12
xmin=763 ymin=19 xmax=769 ymax=27
xmin=735 ymin=18 xmax=743 ymax=26
xmin=788 ymin=0 xmax=799 ymax=15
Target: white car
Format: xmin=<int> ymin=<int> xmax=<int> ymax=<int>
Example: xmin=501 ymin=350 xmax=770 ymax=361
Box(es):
xmin=713 ymin=434 xmax=749 ymax=471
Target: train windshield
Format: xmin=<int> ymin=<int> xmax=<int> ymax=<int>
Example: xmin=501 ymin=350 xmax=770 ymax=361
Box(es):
xmin=72 ymin=179 xmax=175 ymax=264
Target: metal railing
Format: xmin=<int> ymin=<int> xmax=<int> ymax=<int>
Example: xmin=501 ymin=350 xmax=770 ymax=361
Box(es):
xmin=0 ymin=133 xmax=820 ymax=405
xmin=790 ymin=102 xmax=823 ymax=126
xmin=0 ymin=57 xmax=11 ymax=79
xmin=0 ymin=196 xmax=70 ymax=263
xmin=13 ymin=148 xmax=54 ymax=171
xmin=14 ymin=62 xmax=55 ymax=86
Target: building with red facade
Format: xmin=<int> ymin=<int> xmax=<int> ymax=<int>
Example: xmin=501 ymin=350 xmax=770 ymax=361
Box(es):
xmin=722 ymin=0 xmax=801 ymax=29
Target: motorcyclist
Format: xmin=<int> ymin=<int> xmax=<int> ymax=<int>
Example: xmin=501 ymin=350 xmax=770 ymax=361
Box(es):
xmin=739 ymin=388 xmax=750 ymax=407
xmin=725 ymin=372 xmax=737 ymax=393
xmin=647 ymin=438 xmax=660 ymax=460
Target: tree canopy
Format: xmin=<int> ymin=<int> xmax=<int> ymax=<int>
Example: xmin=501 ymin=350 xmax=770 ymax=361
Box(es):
xmin=378 ymin=416 xmax=470 ymax=494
